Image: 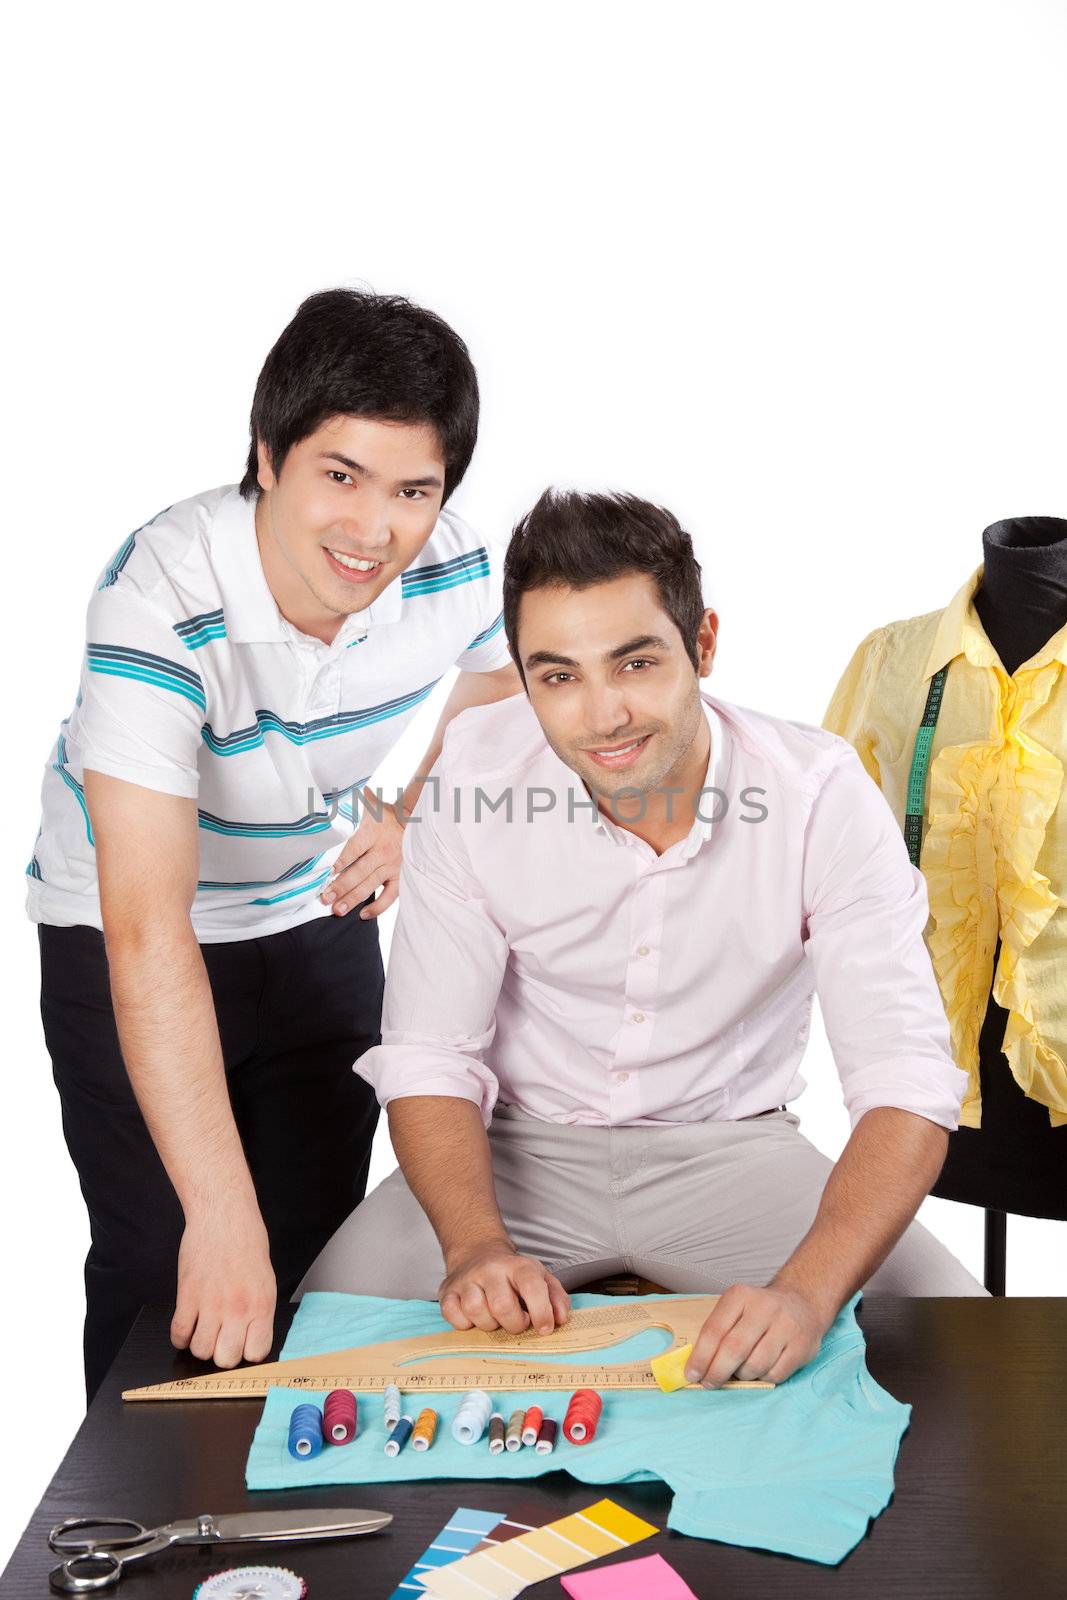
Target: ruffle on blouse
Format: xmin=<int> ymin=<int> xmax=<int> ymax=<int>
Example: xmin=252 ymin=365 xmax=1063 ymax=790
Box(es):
xmin=922 ymin=663 xmax=1066 ymax=1129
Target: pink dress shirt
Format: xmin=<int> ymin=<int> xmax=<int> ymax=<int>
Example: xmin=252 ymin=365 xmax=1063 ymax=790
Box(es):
xmin=357 ymin=693 xmax=968 ymax=1131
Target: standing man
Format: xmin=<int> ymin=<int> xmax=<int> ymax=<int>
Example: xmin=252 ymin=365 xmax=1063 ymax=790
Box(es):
xmin=28 ymin=289 xmax=521 ymax=1398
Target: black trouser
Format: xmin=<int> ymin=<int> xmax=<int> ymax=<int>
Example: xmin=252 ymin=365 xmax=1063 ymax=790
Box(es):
xmin=39 ymin=912 xmax=383 ymax=1402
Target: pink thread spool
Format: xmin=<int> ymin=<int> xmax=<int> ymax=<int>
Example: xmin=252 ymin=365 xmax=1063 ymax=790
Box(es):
xmin=323 ymin=1388 xmax=358 ymax=1445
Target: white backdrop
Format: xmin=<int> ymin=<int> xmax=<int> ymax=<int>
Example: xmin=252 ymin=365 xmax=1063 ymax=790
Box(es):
xmin=3 ymin=0 xmax=1066 ymax=1565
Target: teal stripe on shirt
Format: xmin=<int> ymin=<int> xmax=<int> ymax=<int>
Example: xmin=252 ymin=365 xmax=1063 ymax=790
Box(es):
xmin=88 ymin=661 xmax=207 ymax=710
xmin=179 ymin=626 xmax=227 ymax=650
xmin=174 ymin=609 xmax=227 ymax=651
xmin=467 ymin=611 xmax=504 ymax=649
xmin=201 ymin=678 xmax=439 ymax=756
xmin=52 ymin=735 xmax=94 ymax=846
xmin=87 ymin=644 xmax=206 ymax=711
xmin=403 ymin=548 xmax=489 ymax=583
xmin=402 ymin=561 xmax=490 ymax=599
xmin=197 ymin=808 xmax=334 ymax=839
xmin=251 ymin=870 xmax=331 ymax=905
xmin=97 ymin=505 xmax=173 ymax=589
xmin=197 ymin=853 xmax=326 ymax=891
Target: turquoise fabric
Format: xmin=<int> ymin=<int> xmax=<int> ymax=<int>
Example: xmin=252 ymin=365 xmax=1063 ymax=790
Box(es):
xmin=245 ymin=1291 xmax=910 ymax=1566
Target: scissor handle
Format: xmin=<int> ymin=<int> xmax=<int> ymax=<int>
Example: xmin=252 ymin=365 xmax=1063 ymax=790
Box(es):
xmin=48 ymin=1518 xmax=149 ymax=1555
xmin=49 ymin=1550 xmax=123 ymax=1594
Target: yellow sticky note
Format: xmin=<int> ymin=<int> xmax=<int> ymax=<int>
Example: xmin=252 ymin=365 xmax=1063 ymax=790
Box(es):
xmin=651 ymin=1341 xmax=694 ymax=1393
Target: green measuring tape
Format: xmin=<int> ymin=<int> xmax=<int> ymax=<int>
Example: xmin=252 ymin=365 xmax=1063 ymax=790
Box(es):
xmin=904 ymin=665 xmax=949 ymax=866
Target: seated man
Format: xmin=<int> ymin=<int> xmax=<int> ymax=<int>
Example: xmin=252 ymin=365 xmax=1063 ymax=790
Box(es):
xmin=302 ymin=489 xmax=985 ymax=1387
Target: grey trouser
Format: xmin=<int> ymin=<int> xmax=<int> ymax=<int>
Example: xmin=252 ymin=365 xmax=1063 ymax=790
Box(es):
xmin=298 ymin=1104 xmax=988 ymax=1299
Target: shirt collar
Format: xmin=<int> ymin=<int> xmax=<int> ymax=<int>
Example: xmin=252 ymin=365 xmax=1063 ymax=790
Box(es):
xmin=925 ymin=564 xmax=1067 ymax=678
xmin=578 ymin=695 xmax=722 ymax=852
xmin=210 ymin=486 xmax=406 ymax=646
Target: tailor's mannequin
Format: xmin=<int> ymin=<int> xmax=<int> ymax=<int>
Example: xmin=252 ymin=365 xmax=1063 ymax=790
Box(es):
xmin=933 ymin=515 xmax=1067 ymax=1222
xmin=973 ymin=515 xmax=1067 ymax=674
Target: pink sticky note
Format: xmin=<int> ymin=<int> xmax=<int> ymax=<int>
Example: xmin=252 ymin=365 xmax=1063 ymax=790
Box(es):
xmin=560 ymin=1552 xmax=698 ymax=1600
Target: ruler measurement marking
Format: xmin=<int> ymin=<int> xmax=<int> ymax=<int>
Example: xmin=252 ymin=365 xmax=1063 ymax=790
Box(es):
xmin=125 ymin=1366 xmax=666 ymax=1400
xmin=125 ymin=1364 xmax=773 ymax=1400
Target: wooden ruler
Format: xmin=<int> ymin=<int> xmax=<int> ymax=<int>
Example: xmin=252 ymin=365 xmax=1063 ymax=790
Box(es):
xmin=123 ymin=1297 xmax=774 ymax=1401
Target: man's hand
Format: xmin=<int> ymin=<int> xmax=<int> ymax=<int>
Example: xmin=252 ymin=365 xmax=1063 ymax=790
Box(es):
xmin=321 ymin=789 xmax=404 ymax=920
xmin=170 ymin=1201 xmax=277 ymax=1368
xmin=684 ymin=1283 xmax=833 ymax=1388
xmin=439 ymin=1242 xmax=570 ymax=1336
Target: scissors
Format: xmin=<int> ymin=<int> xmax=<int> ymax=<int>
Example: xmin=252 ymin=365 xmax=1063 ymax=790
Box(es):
xmin=48 ymin=1507 xmax=392 ymax=1593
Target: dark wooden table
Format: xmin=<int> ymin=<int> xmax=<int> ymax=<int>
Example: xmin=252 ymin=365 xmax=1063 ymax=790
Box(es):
xmin=3 ymin=1297 xmax=1064 ymax=1598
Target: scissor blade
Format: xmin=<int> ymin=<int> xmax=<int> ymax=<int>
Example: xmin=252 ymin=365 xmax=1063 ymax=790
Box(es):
xmin=204 ymin=1508 xmax=393 ymax=1542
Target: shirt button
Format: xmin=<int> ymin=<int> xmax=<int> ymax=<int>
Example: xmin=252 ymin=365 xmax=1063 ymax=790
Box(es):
xmin=637 ymin=945 xmax=650 ymax=957
xmin=615 ymin=1072 xmax=630 ymax=1083
xmin=631 ymin=1012 xmax=646 ymax=1024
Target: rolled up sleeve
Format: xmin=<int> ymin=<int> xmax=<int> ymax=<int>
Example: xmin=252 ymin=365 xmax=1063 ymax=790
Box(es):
xmin=803 ymin=747 xmax=968 ymax=1131
xmin=356 ymin=771 xmax=509 ymax=1124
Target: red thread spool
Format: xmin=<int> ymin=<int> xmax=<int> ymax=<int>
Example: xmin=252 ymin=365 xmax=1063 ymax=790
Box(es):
xmin=324 ymin=1388 xmax=358 ymax=1444
xmin=521 ymin=1406 xmax=544 ymax=1447
xmin=563 ymin=1388 xmax=603 ymax=1444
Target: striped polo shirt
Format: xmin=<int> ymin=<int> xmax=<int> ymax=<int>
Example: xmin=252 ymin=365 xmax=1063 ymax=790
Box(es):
xmin=27 ymin=483 xmax=511 ymax=941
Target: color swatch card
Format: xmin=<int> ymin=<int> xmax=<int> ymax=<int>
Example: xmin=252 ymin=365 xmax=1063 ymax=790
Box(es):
xmin=560 ymin=1552 xmax=698 ymax=1600
xmin=388 ymin=1507 xmax=503 ymax=1598
xmin=417 ymin=1498 xmax=658 ymax=1600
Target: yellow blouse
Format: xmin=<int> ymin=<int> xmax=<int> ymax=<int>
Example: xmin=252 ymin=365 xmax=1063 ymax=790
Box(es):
xmin=824 ymin=568 xmax=1067 ymax=1129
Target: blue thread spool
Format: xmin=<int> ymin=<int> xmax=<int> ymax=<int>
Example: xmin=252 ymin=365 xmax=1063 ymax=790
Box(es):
xmin=288 ymin=1402 xmax=324 ymax=1460
xmin=385 ymin=1414 xmax=415 ymax=1457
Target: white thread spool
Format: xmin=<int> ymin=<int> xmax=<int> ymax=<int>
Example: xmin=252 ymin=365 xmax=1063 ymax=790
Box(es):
xmin=383 ymin=1384 xmax=402 ymax=1431
xmin=451 ymin=1388 xmax=493 ymax=1445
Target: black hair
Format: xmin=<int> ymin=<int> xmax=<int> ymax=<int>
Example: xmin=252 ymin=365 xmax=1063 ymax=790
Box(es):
xmin=503 ymin=489 xmax=705 ymax=677
xmin=239 ymin=289 xmax=479 ymax=502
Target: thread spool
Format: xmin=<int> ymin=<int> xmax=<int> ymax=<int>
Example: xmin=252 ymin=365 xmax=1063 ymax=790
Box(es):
xmin=411 ymin=1408 xmax=439 ymax=1452
xmin=563 ymin=1389 xmax=603 ymax=1445
xmin=488 ymin=1413 xmax=506 ymax=1455
xmin=323 ymin=1389 xmax=357 ymax=1445
xmin=383 ymin=1384 xmax=402 ymax=1431
xmin=505 ymin=1408 xmax=526 ymax=1452
xmin=451 ymin=1389 xmax=493 ymax=1445
xmin=521 ymin=1406 xmax=543 ymax=1447
xmin=535 ymin=1417 xmax=558 ymax=1456
xmin=287 ymin=1402 xmax=324 ymax=1460
xmin=385 ymin=1415 xmax=415 ymax=1457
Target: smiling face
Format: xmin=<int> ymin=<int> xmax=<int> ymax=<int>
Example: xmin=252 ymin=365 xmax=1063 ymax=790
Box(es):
xmin=517 ymin=572 xmax=718 ymax=806
xmin=254 ymin=413 xmax=446 ymax=640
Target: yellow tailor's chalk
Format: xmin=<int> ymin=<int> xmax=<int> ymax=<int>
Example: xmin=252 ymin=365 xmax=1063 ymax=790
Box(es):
xmin=651 ymin=1342 xmax=695 ymax=1393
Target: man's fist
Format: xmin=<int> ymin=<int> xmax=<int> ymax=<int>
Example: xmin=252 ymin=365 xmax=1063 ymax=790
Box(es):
xmin=170 ymin=1200 xmax=277 ymax=1369
xmin=439 ymin=1241 xmax=570 ymax=1336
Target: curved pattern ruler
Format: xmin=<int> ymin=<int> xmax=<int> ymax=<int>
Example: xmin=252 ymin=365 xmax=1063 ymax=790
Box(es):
xmin=123 ymin=1297 xmax=774 ymax=1401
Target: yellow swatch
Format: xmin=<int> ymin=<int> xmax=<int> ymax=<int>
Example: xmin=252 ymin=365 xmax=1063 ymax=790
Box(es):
xmin=547 ymin=1514 xmax=621 ymax=1558
xmin=651 ymin=1341 xmax=694 ymax=1393
xmin=580 ymin=1499 xmax=660 ymax=1544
